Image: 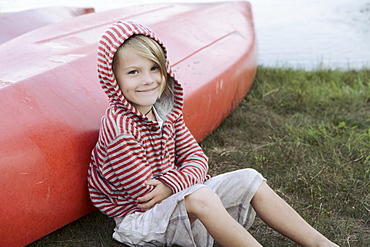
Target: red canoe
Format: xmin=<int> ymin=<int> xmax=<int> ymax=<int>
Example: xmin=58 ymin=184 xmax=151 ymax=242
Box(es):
xmin=0 ymin=6 xmax=94 ymax=44
xmin=0 ymin=2 xmax=257 ymax=246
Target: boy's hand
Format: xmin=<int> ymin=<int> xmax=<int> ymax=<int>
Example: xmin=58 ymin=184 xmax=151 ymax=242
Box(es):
xmin=137 ymin=179 xmax=173 ymax=211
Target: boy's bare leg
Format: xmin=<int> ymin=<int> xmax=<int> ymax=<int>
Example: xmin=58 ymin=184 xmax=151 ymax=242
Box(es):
xmin=251 ymin=181 xmax=339 ymax=247
xmin=186 ymin=187 xmax=262 ymax=247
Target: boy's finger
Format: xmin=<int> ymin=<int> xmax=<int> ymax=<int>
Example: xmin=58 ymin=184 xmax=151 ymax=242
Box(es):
xmin=145 ymin=179 xmax=160 ymax=186
xmin=137 ymin=199 xmax=156 ymax=211
xmin=137 ymin=192 xmax=152 ymax=202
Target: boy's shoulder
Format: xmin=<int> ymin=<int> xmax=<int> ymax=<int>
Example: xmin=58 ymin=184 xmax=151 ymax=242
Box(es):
xmin=104 ymin=106 xmax=135 ymax=124
xmin=102 ymin=106 xmax=142 ymax=133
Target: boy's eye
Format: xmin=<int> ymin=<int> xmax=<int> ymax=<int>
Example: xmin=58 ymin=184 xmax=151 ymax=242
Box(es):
xmin=128 ymin=70 xmax=138 ymax=75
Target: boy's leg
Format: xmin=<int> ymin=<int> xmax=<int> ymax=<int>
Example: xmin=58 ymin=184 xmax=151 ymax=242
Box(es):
xmin=204 ymin=168 xmax=265 ymax=230
xmin=251 ymin=181 xmax=339 ymax=247
xmin=186 ymin=187 xmax=262 ymax=247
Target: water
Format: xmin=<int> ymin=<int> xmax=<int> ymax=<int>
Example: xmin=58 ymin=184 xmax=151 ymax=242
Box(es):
xmin=1 ymin=0 xmax=369 ymax=70
xmin=251 ymin=0 xmax=370 ymax=70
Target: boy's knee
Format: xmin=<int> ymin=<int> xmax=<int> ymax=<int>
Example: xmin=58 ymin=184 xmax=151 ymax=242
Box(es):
xmin=185 ymin=187 xmax=219 ymax=217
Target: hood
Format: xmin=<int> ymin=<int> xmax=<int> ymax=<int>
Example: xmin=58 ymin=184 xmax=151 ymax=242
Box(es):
xmin=97 ymin=20 xmax=183 ymax=120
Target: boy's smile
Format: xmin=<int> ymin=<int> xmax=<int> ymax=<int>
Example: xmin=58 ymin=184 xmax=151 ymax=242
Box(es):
xmin=113 ymin=47 xmax=163 ymax=115
xmin=136 ymin=86 xmax=159 ymax=94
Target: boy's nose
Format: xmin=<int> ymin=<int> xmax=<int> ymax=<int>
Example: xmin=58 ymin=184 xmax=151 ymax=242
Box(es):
xmin=142 ymin=72 xmax=155 ymax=84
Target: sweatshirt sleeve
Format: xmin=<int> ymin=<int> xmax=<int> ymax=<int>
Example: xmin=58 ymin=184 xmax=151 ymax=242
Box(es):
xmin=88 ymin=134 xmax=154 ymax=218
xmin=156 ymin=117 xmax=210 ymax=193
xmin=106 ymin=134 xmax=155 ymax=198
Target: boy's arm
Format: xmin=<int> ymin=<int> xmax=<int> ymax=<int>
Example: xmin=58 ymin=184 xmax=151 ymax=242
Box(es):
xmin=89 ymin=133 xmax=156 ymax=217
xmin=88 ymin=160 xmax=151 ymax=218
xmin=106 ymin=134 xmax=154 ymax=199
xmin=157 ymin=117 xmax=210 ymax=193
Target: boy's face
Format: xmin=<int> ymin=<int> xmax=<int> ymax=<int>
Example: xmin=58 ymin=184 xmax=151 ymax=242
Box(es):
xmin=113 ymin=47 xmax=164 ymax=114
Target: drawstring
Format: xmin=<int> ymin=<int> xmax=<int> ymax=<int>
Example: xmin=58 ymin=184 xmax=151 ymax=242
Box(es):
xmin=145 ymin=106 xmax=153 ymax=116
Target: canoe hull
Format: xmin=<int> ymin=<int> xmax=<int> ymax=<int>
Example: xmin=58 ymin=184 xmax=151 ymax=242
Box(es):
xmin=0 ymin=2 xmax=257 ymax=246
xmin=0 ymin=7 xmax=94 ymax=44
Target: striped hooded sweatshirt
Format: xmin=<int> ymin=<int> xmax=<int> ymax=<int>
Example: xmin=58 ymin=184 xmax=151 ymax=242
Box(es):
xmin=87 ymin=21 xmax=211 ymax=218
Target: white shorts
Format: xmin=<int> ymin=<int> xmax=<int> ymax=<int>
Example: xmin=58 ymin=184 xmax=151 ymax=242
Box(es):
xmin=112 ymin=168 xmax=265 ymax=247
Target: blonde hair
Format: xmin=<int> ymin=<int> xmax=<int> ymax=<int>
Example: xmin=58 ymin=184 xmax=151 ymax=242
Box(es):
xmin=113 ymin=35 xmax=171 ymax=97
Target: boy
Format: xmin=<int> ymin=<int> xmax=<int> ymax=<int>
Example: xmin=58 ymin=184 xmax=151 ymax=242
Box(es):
xmin=88 ymin=20 xmax=338 ymax=247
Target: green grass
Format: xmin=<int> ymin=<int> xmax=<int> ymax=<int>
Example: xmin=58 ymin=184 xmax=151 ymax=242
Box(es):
xmin=28 ymin=67 xmax=370 ymax=246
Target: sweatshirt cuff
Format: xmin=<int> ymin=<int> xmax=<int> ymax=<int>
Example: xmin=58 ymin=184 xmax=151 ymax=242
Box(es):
xmin=156 ymin=173 xmax=182 ymax=194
